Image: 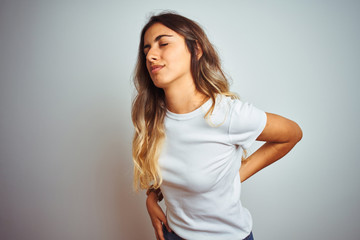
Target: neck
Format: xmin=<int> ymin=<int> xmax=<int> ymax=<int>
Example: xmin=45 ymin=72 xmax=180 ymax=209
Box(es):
xmin=163 ymin=81 xmax=208 ymax=114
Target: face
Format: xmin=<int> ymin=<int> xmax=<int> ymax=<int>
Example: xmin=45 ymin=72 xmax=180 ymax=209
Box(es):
xmin=143 ymin=23 xmax=193 ymax=89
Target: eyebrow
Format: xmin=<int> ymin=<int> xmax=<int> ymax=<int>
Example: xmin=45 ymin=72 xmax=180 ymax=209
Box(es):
xmin=143 ymin=34 xmax=173 ymax=50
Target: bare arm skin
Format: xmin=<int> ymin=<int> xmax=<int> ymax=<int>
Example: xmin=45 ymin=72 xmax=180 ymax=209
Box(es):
xmin=146 ymin=192 xmax=172 ymax=240
xmin=240 ymin=113 xmax=303 ymax=182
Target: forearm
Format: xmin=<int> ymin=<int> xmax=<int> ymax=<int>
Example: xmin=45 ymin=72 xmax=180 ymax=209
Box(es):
xmin=239 ymin=140 xmax=298 ymax=182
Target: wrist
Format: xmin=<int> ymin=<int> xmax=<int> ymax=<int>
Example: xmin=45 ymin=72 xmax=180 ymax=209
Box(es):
xmin=146 ymin=191 xmax=158 ymax=204
xmin=146 ymin=185 xmax=163 ymax=202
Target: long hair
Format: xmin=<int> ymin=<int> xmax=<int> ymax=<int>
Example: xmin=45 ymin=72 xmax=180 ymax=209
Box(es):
xmin=132 ymin=12 xmax=238 ymax=191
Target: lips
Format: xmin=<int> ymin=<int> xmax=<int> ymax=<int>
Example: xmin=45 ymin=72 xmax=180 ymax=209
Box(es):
xmin=150 ymin=65 xmax=164 ymax=73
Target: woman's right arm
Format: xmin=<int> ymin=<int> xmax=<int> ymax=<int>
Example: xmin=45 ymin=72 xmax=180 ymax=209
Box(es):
xmin=239 ymin=113 xmax=302 ymax=182
xmin=146 ymin=192 xmax=172 ymax=240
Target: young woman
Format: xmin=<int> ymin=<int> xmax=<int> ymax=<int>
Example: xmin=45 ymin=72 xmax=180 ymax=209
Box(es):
xmin=131 ymin=12 xmax=302 ymax=240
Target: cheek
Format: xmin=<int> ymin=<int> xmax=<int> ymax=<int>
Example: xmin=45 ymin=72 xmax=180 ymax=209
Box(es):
xmin=180 ymin=53 xmax=192 ymax=72
xmin=167 ymin=49 xmax=192 ymax=70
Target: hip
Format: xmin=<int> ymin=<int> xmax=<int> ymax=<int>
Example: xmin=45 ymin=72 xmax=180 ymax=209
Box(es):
xmin=162 ymin=224 xmax=254 ymax=240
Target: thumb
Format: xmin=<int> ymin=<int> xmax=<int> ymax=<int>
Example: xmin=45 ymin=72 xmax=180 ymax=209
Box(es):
xmin=162 ymin=218 xmax=172 ymax=233
xmin=158 ymin=209 xmax=172 ymax=233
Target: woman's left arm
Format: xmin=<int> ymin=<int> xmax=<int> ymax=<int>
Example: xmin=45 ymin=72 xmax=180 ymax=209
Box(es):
xmin=239 ymin=113 xmax=303 ymax=182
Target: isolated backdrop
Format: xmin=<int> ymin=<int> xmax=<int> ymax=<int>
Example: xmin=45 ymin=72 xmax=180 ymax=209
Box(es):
xmin=1 ymin=0 xmax=359 ymax=239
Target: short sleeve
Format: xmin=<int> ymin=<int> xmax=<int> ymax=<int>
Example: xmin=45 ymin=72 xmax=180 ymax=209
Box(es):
xmin=228 ymin=100 xmax=267 ymax=149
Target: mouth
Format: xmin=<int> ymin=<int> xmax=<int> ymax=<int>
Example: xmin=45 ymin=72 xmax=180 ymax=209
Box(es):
xmin=150 ymin=65 xmax=164 ymax=73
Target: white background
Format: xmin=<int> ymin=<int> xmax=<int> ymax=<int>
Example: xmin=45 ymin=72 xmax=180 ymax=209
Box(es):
xmin=1 ymin=0 xmax=359 ymax=239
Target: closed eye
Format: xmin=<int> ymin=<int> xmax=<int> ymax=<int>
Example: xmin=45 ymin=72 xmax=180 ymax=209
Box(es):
xmin=143 ymin=43 xmax=169 ymax=56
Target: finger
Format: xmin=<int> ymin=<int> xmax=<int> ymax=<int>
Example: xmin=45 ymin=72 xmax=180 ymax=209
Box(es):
xmin=156 ymin=223 xmax=165 ymax=240
xmin=158 ymin=215 xmax=172 ymax=233
xmin=161 ymin=219 xmax=172 ymax=233
xmin=164 ymin=222 xmax=172 ymax=233
xmin=153 ymin=219 xmax=162 ymax=240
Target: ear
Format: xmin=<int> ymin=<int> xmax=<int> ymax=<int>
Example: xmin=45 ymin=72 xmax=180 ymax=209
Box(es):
xmin=195 ymin=41 xmax=203 ymax=60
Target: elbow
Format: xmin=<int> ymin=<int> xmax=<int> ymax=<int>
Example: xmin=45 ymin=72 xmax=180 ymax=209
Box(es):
xmin=292 ymin=122 xmax=303 ymax=143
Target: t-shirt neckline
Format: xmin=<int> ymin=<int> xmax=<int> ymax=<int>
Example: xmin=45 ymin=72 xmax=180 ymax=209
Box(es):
xmin=166 ymin=97 xmax=213 ymax=120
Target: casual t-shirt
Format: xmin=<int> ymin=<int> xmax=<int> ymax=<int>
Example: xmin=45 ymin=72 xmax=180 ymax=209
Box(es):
xmin=158 ymin=94 xmax=267 ymax=240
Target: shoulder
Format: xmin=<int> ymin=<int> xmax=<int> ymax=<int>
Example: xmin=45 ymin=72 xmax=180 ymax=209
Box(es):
xmin=210 ymin=94 xmax=234 ymax=115
xmin=214 ymin=94 xmax=239 ymax=108
xmin=203 ymin=94 xmax=239 ymax=127
xmin=212 ymin=94 xmax=243 ymax=115
xmin=217 ymin=94 xmax=267 ymax=130
xmin=204 ymin=94 xmax=263 ymax=124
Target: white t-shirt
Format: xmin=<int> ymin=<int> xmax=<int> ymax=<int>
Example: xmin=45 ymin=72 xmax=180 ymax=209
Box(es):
xmin=158 ymin=95 xmax=267 ymax=240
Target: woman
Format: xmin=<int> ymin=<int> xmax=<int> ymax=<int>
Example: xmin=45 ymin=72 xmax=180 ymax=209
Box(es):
xmin=131 ymin=12 xmax=302 ymax=240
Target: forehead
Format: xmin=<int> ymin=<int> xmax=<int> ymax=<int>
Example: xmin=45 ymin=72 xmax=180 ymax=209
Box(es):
xmin=143 ymin=23 xmax=180 ymax=44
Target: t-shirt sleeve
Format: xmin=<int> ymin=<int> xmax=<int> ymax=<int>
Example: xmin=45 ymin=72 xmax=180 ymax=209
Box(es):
xmin=228 ymin=100 xmax=267 ymax=149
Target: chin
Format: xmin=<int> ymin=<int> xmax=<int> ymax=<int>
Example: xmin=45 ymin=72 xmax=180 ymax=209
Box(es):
xmin=152 ymin=80 xmax=165 ymax=89
xmin=151 ymin=78 xmax=169 ymax=89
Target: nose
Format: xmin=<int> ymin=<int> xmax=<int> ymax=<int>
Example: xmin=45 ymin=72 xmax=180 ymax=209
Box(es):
xmin=146 ymin=47 xmax=159 ymax=63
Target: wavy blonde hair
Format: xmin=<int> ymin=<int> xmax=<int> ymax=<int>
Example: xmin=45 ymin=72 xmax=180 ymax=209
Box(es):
xmin=132 ymin=12 xmax=238 ymax=191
